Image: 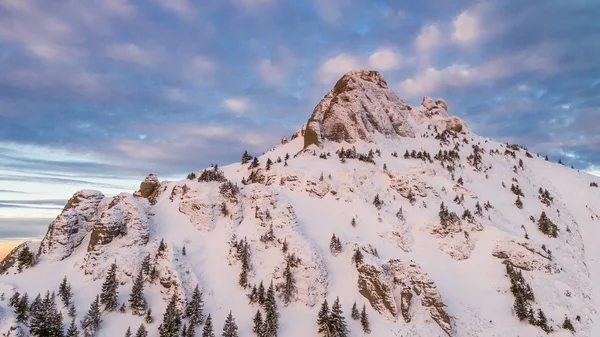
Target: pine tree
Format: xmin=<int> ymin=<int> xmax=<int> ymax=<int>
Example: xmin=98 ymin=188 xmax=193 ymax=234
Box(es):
xmin=59 ymin=276 xmax=73 ymax=307
xmin=181 ymin=324 xmax=188 ymax=337
xmin=129 ymin=270 xmax=147 ymax=315
xmin=17 ymin=245 xmax=34 ymax=272
xmin=182 ymin=245 xmax=187 ymax=256
xmin=351 ymin=248 xmax=363 ymax=268
xmin=118 ymin=303 xmax=126 ymax=314
xmin=281 ymin=239 xmax=288 ymax=253
xmin=185 ymin=284 xmax=204 ymax=326
xmin=562 ymin=317 xmax=575 ymax=332
xmin=252 ymin=310 xmax=263 ymax=335
xmin=360 ymin=305 xmax=371 ymax=334
xmin=222 ymin=311 xmax=239 ymax=337
xmin=202 ymin=314 xmax=215 ymax=337
xmin=247 ymin=284 xmax=258 ymax=304
xmin=257 ymin=281 xmax=266 ymax=306
xmin=263 ymin=282 xmax=279 ymax=337
xmin=266 ymin=158 xmax=273 ymax=171
xmin=316 ymin=299 xmax=330 ymax=336
xmin=135 ymin=324 xmax=148 ymax=337
xmin=158 ymin=239 xmax=167 ymax=255
xmin=66 ymin=318 xmax=79 ymax=337
xmin=81 ymin=295 xmax=102 ymax=336
xmin=513 ymin=294 xmax=528 ymax=320
xmin=329 ymin=234 xmax=342 ymax=255
xmin=15 ymin=292 xmax=29 ymax=323
xmin=31 ymin=291 xmax=64 ymax=337
xmin=141 ymin=254 xmax=151 ymax=276
xmin=186 ymin=324 xmax=195 ymax=337
xmin=241 ymin=151 xmax=253 ymax=164
xmin=515 ymin=195 xmax=523 ymax=209
xmin=100 ymin=262 xmax=119 ymax=311
xmin=330 ymin=297 xmax=349 ymax=337
xmin=350 ymin=302 xmax=359 ymax=320
xmin=158 ymin=293 xmax=181 ymax=337
xmin=278 ymin=259 xmax=296 ymax=305
xmin=537 ymin=309 xmax=550 ymax=332
xmin=9 ymin=291 xmax=20 ymax=308
xmin=124 ymin=327 xmax=132 ymax=337
xmin=145 ymin=309 xmax=154 ymax=324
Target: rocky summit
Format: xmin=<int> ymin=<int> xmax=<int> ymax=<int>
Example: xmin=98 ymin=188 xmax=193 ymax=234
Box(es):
xmin=0 ymin=70 xmax=599 ymax=337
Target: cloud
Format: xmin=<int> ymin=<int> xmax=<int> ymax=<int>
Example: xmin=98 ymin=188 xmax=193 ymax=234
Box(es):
xmin=156 ymin=0 xmax=194 ymax=18
xmin=368 ymin=48 xmax=401 ymax=70
xmin=233 ymin=0 xmax=276 ymax=7
xmin=415 ymin=24 xmax=442 ymax=52
xmin=103 ymin=0 xmax=136 ymax=17
xmin=257 ymin=47 xmax=297 ymax=87
xmin=164 ymin=87 xmax=186 ymax=102
xmin=106 ymin=43 xmax=157 ymax=66
xmin=317 ymin=53 xmax=363 ymax=83
xmin=314 ymin=0 xmax=346 ymax=24
xmin=454 ymin=10 xmax=479 ymax=43
xmin=221 ymin=96 xmax=250 ymax=114
xmin=189 ymin=56 xmax=215 ymax=73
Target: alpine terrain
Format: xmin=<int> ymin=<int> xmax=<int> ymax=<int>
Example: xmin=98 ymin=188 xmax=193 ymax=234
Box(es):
xmin=0 ymin=70 xmax=599 ymax=337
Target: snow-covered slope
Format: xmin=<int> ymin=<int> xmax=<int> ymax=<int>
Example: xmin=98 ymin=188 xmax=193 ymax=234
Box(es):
xmin=1 ymin=70 xmax=599 ymax=337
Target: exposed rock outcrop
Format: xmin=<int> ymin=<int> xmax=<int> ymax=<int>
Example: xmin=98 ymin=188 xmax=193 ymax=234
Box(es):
xmin=134 ymin=173 xmax=160 ymax=199
xmin=385 ymin=259 xmax=452 ymax=336
xmin=357 ymin=262 xmax=397 ymax=319
xmin=83 ymin=193 xmax=150 ymax=278
xmin=38 ymin=190 xmax=104 ymax=260
xmin=304 ymin=70 xmax=417 ymax=148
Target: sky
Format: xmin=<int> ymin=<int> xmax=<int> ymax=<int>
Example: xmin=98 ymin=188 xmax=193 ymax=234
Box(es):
xmin=0 ymin=0 xmax=599 ymax=251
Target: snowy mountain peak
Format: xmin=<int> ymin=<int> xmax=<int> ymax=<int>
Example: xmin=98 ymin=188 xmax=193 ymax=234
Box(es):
xmin=303 ymin=69 xmax=468 ymax=149
xmin=1 ymin=68 xmax=599 ymax=337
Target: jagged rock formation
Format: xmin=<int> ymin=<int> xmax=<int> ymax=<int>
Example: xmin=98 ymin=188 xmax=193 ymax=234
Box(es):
xmin=83 ymin=193 xmax=150 ymax=278
xmin=134 ymin=173 xmax=160 ymax=198
xmin=304 ymin=70 xmax=417 ymax=148
xmin=38 ymin=190 xmax=104 ymax=260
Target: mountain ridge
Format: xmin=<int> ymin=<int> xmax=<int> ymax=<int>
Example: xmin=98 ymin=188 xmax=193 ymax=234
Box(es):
xmin=0 ymin=70 xmax=599 ymax=337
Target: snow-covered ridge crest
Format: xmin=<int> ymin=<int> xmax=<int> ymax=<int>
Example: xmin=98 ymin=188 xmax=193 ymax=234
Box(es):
xmin=303 ymin=69 xmax=467 ymax=149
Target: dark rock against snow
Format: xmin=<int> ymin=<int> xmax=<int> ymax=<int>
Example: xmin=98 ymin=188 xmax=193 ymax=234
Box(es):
xmin=304 ymin=70 xmax=417 ymax=148
xmin=38 ymin=190 xmax=104 ymax=260
xmin=134 ymin=173 xmax=160 ymax=199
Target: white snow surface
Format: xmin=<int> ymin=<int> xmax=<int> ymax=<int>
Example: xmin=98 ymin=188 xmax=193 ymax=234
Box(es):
xmin=1 ymin=71 xmax=599 ymax=337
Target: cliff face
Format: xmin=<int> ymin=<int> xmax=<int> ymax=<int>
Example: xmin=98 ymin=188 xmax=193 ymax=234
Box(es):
xmin=304 ymin=70 xmax=417 ymax=148
xmin=37 ymin=190 xmax=105 ymax=260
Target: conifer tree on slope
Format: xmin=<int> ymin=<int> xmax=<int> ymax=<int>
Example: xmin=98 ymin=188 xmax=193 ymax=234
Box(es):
xmin=316 ymin=299 xmax=331 ymax=337
xmin=278 ymin=259 xmax=297 ymax=305
xmin=186 ymin=284 xmax=204 ymax=326
xmin=135 ymin=324 xmax=148 ymax=337
xmin=202 ymin=314 xmax=215 ymax=337
xmin=141 ymin=254 xmax=151 ymax=276
xmin=81 ymin=295 xmax=102 ymax=336
xmin=158 ymin=293 xmax=182 ymax=337
xmin=360 ymin=305 xmax=371 ymax=334
xmin=185 ymin=324 xmax=195 ymax=337
xmin=257 ymin=281 xmax=266 ymax=306
xmin=66 ymin=318 xmax=79 ymax=337
xmin=263 ymin=282 xmax=279 ymax=337
xmin=350 ymin=302 xmax=359 ymax=320
xmin=330 ymin=297 xmax=349 ymax=337
xmin=124 ymin=327 xmax=132 ymax=337
xmin=15 ymin=292 xmax=29 ymax=323
xmin=222 ymin=311 xmax=239 ymax=337
xmin=59 ymin=276 xmax=73 ymax=307
xmin=30 ymin=291 xmax=64 ymax=337
xmin=252 ymin=309 xmax=264 ymax=336
xmin=100 ymin=262 xmax=119 ymax=311
xmin=129 ymin=269 xmax=147 ymax=316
